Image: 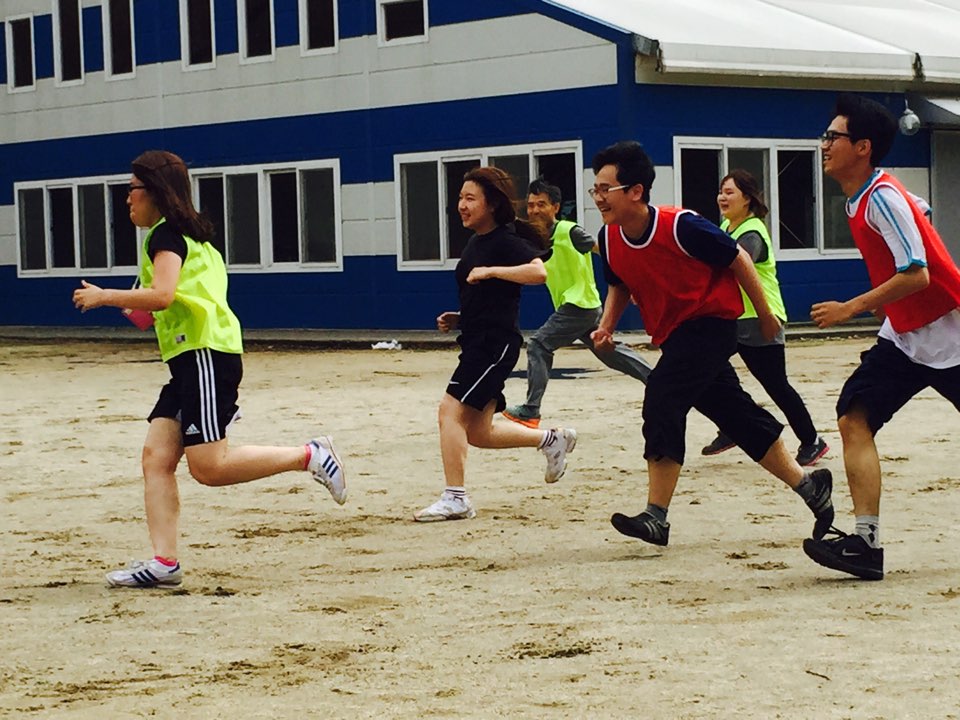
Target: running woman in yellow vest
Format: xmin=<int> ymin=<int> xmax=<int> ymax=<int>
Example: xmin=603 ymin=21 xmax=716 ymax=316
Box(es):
xmin=72 ymin=150 xmax=346 ymax=589
xmin=700 ymin=170 xmax=828 ymax=467
xmin=503 ymin=179 xmax=652 ymax=428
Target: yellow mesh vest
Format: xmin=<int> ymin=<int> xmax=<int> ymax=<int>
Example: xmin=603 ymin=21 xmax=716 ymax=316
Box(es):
xmin=722 ymin=216 xmax=787 ymax=322
xmin=545 ymin=220 xmax=602 ymax=310
xmin=139 ymin=218 xmax=243 ymax=362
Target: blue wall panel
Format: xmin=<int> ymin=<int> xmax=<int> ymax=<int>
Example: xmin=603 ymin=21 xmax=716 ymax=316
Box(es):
xmin=0 ymin=85 xmax=621 ymax=204
xmin=83 ymin=5 xmax=105 ymax=73
xmin=34 ymin=14 xmax=54 ymax=79
xmin=0 ymin=254 xmax=873 ymax=331
xmin=430 ymin=0 xmax=526 ymax=26
xmin=0 ymin=83 xmax=929 ymax=207
xmin=339 ymin=0 xmax=375 ymax=39
xmin=275 ymin=0 xmax=299 ymax=48
xmin=134 ymin=0 xmax=180 ymax=65
xmin=215 ymin=0 xmax=239 ymax=55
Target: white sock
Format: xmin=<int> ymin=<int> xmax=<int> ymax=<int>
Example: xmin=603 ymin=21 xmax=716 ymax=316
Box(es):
xmin=444 ymin=486 xmax=466 ymax=500
xmin=855 ymin=515 xmax=880 ymax=548
xmin=538 ymin=429 xmax=557 ymax=450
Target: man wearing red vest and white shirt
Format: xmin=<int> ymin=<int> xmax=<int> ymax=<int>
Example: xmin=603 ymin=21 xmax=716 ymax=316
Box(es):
xmin=589 ymin=141 xmax=835 ymax=551
xmin=805 ymin=94 xmax=960 ymax=581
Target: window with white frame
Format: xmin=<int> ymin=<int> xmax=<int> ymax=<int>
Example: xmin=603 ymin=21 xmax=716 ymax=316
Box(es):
xmin=395 ymin=142 xmax=581 ymax=268
xmin=194 ymin=161 xmax=341 ymax=269
xmin=377 ymin=0 xmax=426 ymax=45
xmin=6 ymin=16 xmax=36 ymax=91
xmin=300 ymin=0 xmax=336 ymax=53
xmin=239 ymin=0 xmax=274 ymax=61
xmin=15 ymin=162 xmax=341 ymax=275
xmin=105 ymin=0 xmax=134 ymax=77
xmin=16 ymin=178 xmax=140 ymax=274
xmin=181 ymin=0 xmax=215 ymax=68
xmin=674 ymin=138 xmax=854 ymax=256
xmin=54 ymin=0 xmax=83 ymax=84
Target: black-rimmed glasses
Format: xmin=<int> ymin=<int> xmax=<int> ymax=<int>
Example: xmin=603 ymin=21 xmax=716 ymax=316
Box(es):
xmin=819 ymin=130 xmax=853 ymax=145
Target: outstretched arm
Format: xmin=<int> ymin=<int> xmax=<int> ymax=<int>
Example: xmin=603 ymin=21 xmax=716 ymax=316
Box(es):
xmin=466 ymin=258 xmax=546 ymax=285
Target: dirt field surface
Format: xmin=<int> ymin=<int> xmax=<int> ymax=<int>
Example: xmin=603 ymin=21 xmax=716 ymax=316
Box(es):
xmin=2 ymin=337 xmax=959 ymax=719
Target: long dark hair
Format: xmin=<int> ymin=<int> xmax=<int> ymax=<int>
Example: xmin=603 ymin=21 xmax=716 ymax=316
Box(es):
xmin=463 ymin=166 xmax=550 ymax=247
xmin=721 ymin=169 xmax=768 ymax=219
xmin=131 ymin=150 xmax=214 ymax=243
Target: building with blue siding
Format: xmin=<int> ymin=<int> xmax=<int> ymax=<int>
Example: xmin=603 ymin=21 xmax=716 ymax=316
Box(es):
xmin=3 ymin=0 xmax=960 ymax=330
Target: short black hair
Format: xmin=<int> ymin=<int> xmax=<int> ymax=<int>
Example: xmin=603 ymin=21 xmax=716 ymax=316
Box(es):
xmin=833 ymin=94 xmax=897 ymax=166
xmin=528 ymin=178 xmax=561 ymax=205
xmin=591 ymin=141 xmax=655 ymax=203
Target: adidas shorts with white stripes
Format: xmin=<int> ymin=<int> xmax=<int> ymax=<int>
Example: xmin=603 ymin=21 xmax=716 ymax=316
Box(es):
xmin=148 ymin=348 xmax=243 ymax=447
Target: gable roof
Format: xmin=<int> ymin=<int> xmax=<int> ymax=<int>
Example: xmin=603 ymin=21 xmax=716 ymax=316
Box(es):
xmin=545 ymin=0 xmax=960 ymax=83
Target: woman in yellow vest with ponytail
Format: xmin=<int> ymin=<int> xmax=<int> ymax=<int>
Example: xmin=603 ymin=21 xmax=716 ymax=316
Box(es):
xmin=73 ymin=150 xmax=346 ymax=588
xmin=700 ymin=170 xmax=828 ymax=467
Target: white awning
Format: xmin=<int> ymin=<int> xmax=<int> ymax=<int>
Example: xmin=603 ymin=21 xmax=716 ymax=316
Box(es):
xmin=546 ymin=0 xmax=960 ymax=82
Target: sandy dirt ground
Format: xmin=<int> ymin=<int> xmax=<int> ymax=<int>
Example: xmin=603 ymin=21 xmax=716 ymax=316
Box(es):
xmin=2 ymin=336 xmax=960 ymax=719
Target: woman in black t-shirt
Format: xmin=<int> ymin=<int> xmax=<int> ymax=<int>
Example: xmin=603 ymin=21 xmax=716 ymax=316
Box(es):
xmin=414 ymin=167 xmax=578 ymax=522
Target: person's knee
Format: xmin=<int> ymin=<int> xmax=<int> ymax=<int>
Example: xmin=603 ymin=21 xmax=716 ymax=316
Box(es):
xmin=438 ymin=397 xmax=459 ymax=431
xmin=142 ymin=442 xmax=179 ymax=477
xmin=185 ymin=458 xmax=221 ymax=486
xmin=838 ymin=407 xmax=871 ymax=443
xmin=527 ymin=336 xmax=553 ymax=360
xmin=465 ymin=425 xmax=494 ymax=448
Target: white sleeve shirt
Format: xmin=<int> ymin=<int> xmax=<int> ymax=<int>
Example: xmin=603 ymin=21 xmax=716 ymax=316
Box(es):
xmin=865 ymin=184 xmax=927 ymax=272
xmin=865 ymin=182 xmax=960 ymax=368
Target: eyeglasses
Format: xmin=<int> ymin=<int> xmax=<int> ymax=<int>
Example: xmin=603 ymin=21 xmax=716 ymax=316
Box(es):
xmin=819 ymin=130 xmax=853 ymax=145
xmin=588 ymin=184 xmax=631 ymax=198
xmin=128 ymin=184 xmax=146 ymax=194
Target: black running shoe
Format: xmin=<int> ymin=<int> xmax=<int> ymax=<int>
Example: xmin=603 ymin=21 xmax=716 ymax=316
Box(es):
xmin=701 ymin=432 xmax=736 ymax=456
xmin=796 ymin=436 xmax=829 ymax=467
xmin=804 ymin=468 xmax=834 ymax=541
xmin=610 ymin=511 xmax=670 ymax=546
xmin=802 ymin=532 xmax=884 ymax=580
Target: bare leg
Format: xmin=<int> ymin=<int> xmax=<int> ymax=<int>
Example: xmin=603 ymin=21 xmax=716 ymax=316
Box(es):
xmin=185 ymin=440 xmax=307 ymax=487
xmin=468 ymin=407 xmax=546 ymax=449
xmin=757 ymin=437 xmax=805 ymax=489
xmin=438 ymin=394 xmax=473 ymax=488
xmin=838 ymin=407 xmax=881 ymax=515
xmin=142 ymin=418 xmax=184 ymax=560
xmin=647 ymin=457 xmax=682 ymax=508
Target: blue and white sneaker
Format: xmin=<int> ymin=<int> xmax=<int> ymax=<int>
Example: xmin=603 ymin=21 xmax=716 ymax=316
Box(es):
xmin=105 ymin=558 xmax=183 ymax=588
xmin=307 ymin=436 xmax=347 ymax=505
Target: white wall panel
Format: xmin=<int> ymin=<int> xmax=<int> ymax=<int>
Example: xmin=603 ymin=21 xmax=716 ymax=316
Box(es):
xmin=341 ymin=182 xmax=396 ymax=257
xmin=0 ymin=206 xmax=15 ymax=265
xmin=1 ymin=15 xmax=615 ymax=144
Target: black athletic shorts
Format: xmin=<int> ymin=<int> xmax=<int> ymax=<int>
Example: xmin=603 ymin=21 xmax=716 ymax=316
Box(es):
xmin=837 ymin=337 xmax=960 ymax=434
xmin=447 ymin=333 xmax=522 ymax=412
xmin=148 ymin=348 xmax=243 ymax=447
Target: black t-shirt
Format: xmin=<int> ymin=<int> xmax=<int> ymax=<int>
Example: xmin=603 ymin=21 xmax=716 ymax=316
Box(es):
xmin=456 ymin=223 xmax=547 ymax=339
xmin=147 ymin=222 xmax=188 ymax=263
